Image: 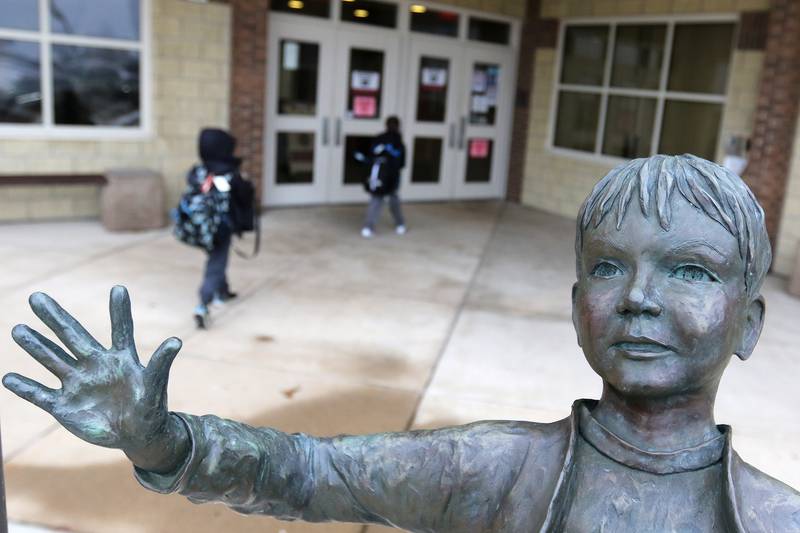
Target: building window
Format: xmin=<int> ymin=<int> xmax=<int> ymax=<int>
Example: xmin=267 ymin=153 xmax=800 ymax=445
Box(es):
xmin=0 ymin=0 xmax=148 ymax=137
xmin=551 ymin=19 xmax=735 ymax=161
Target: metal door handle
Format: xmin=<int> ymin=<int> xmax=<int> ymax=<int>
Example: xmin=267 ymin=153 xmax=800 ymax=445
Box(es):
xmin=448 ymin=123 xmax=456 ymax=148
xmin=335 ymin=117 xmax=342 ymax=146
xmin=458 ymin=116 xmax=466 ymax=150
xmin=322 ymin=117 xmax=330 ymax=146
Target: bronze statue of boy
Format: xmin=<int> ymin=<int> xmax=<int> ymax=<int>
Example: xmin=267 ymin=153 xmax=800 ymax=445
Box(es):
xmin=5 ymin=154 xmax=799 ymax=531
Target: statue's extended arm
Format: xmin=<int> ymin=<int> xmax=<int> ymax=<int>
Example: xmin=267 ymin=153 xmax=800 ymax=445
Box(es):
xmin=135 ymin=412 xmax=521 ymax=531
xmin=4 ymin=288 xmax=523 ymax=532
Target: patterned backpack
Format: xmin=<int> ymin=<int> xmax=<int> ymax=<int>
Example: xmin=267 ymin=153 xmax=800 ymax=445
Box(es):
xmin=171 ymin=166 xmax=230 ymax=251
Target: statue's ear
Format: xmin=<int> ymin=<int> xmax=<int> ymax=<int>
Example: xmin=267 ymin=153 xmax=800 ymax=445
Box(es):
xmin=571 ymin=283 xmax=582 ymax=347
xmin=735 ymin=295 xmax=765 ymax=361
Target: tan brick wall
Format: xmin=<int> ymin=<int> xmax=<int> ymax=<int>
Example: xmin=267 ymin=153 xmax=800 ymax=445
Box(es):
xmin=775 ymin=118 xmax=800 ymax=276
xmin=522 ymin=2 xmax=767 ymax=222
xmin=0 ymin=0 xmax=231 ymax=222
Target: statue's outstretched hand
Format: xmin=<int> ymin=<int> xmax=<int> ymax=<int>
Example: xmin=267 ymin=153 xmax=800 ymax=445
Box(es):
xmin=3 ymin=286 xmax=189 ymax=473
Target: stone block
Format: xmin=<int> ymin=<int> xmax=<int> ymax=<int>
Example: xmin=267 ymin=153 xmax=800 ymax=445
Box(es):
xmin=101 ymin=168 xmax=167 ymax=232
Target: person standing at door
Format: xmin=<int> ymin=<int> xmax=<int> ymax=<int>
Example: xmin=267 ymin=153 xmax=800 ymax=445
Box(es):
xmin=360 ymin=116 xmax=407 ymax=238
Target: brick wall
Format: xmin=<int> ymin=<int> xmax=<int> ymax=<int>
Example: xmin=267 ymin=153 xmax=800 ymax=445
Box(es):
xmin=228 ymin=0 xmax=268 ymax=200
xmin=0 ymin=0 xmax=232 ymax=222
xmin=744 ymin=0 xmax=800 ymax=275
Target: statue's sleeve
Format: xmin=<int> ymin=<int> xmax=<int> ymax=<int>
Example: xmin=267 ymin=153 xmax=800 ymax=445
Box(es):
xmin=134 ymin=412 xmax=529 ymax=531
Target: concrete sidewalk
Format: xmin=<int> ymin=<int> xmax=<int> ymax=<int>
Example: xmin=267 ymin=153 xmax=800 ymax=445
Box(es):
xmin=1 ymin=203 xmax=798 ymax=533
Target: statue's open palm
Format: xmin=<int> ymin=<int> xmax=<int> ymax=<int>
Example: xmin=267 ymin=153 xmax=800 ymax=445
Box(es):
xmin=3 ymin=286 xmax=182 ymax=453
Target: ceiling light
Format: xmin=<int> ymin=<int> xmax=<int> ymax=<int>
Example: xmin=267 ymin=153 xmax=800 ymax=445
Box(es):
xmin=287 ymin=0 xmax=304 ymax=8
xmin=410 ymin=4 xmax=427 ymax=13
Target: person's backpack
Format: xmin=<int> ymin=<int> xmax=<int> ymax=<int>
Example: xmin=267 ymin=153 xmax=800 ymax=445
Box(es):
xmin=171 ymin=167 xmax=230 ymax=252
xmin=229 ymin=178 xmax=257 ymax=233
xmin=361 ymin=143 xmax=401 ymax=196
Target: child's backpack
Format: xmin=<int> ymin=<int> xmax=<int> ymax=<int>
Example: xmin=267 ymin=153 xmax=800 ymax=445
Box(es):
xmin=362 ymin=143 xmax=401 ymax=196
xmin=171 ymin=167 xmax=230 ymax=252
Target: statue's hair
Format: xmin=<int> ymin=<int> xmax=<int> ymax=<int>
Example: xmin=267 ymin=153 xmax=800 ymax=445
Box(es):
xmin=575 ymin=154 xmax=771 ymax=297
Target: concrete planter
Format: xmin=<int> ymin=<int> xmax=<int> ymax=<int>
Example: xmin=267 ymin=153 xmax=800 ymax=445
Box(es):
xmin=101 ymin=168 xmax=167 ymax=232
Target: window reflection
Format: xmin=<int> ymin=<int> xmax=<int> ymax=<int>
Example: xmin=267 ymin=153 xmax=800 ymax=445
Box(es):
xmin=561 ymin=26 xmax=608 ymax=85
xmin=276 ymin=132 xmax=315 ymax=184
xmin=0 ymin=39 xmax=41 ymax=123
xmin=50 ymin=0 xmax=140 ymax=40
xmin=0 ymin=0 xmax=39 ymax=30
xmin=416 ymin=56 xmax=449 ymax=122
xmin=271 ymin=0 xmax=330 ymax=19
xmin=554 ymin=91 xmax=600 ymax=152
xmin=411 ymin=137 xmax=442 ymax=183
xmin=611 ymin=25 xmax=666 ymax=90
xmin=341 ymin=0 xmax=397 ymax=28
xmin=409 ymin=7 xmax=459 ymax=37
xmin=668 ymin=23 xmax=734 ymax=94
xmin=52 ymin=45 xmax=140 ymax=126
xmin=602 ymin=96 xmax=656 ymax=158
xmin=278 ymin=40 xmax=319 ymax=115
xmin=470 ymin=63 xmax=499 ymax=125
xmin=659 ymin=100 xmax=722 ymax=160
xmin=347 ymin=48 xmax=383 ymax=120
xmin=344 ymin=135 xmax=373 ymax=184
xmin=468 ymin=18 xmax=510 ymax=45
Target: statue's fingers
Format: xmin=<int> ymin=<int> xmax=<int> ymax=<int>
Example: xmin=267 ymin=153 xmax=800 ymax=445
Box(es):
xmin=29 ymin=292 xmax=104 ymax=358
xmin=12 ymin=324 xmax=76 ymax=380
xmin=145 ymin=337 xmax=182 ymax=389
xmin=2 ymin=373 xmax=57 ymax=413
xmin=109 ymin=286 xmax=135 ymax=351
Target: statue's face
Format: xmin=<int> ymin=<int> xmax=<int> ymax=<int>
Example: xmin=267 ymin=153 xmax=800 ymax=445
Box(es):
xmin=573 ymin=198 xmax=754 ymax=397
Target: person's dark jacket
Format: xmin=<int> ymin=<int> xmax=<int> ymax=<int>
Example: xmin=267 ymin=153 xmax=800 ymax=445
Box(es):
xmin=189 ymin=128 xmax=255 ymax=235
xmin=368 ymin=130 xmax=405 ymax=196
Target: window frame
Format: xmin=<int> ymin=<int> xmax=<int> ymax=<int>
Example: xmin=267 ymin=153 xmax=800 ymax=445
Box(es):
xmin=0 ymin=0 xmax=152 ymax=140
xmin=547 ymin=13 xmax=738 ymax=164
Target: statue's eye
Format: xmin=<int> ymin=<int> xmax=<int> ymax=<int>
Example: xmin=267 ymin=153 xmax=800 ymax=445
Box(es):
xmin=591 ymin=262 xmax=622 ymax=278
xmin=670 ymin=265 xmax=717 ymax=282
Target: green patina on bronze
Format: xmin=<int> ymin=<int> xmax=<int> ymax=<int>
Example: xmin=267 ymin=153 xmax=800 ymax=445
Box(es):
xmin=4 ymin=155 xmax=799 ymax=531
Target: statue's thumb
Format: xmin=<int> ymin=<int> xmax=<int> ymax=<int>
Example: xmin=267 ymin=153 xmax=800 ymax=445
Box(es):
xmin=146 ymin=337 xmax=182 ymax=385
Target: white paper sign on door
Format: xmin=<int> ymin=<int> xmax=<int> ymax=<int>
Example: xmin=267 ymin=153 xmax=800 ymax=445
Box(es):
xmin=421 ymin=67 xmax=447 ymax=88
xmin=351 ymin=71 xmax=381 ymax=91
xmin=471 ymin=95 xmax=489 ymax=113
xmin=282 ymin=42 xmax=300 ymax=71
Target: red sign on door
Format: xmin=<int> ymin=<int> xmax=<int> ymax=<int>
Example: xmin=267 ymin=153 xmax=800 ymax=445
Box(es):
xmin=469 ymin=138 xmax=490 ymax=159
xmin=353 ymin=95 xmax=377 ymax=118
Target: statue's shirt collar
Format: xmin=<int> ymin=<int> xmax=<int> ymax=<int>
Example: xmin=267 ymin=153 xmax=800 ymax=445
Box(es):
xmin=577 ymin=402 xmax=727 ymax=474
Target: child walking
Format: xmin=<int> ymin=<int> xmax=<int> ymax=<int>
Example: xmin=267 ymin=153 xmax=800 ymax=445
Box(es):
xmin=190 ymin=128 xmax=252 ymax=328
xmin=361 ymin=116 xmax=406 ymax=238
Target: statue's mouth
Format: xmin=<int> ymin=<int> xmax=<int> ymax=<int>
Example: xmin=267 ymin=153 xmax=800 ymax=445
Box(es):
xmin=612 ymin=340 xmax=672 ymax=359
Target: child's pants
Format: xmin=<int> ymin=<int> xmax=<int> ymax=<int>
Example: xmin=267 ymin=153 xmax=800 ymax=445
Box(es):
xmin=199 ymin=224 xmax=231 ymax=306
xmin=365 ymin=193 xmax=405 ymax=230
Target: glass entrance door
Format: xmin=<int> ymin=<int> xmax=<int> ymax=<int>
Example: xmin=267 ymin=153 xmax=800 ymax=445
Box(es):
xmin=328 ymin=28 xmax=401 ymax=203
xmin=402 ymin=38 xmax=465 ymax=201
xmin=452 ymin=46 xmax=514 ymax=199
xmin=264 ymin=20 xmax=336 ymax=205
